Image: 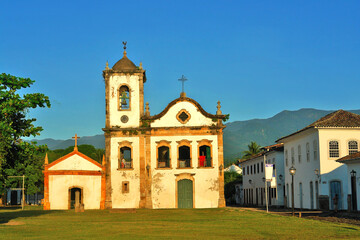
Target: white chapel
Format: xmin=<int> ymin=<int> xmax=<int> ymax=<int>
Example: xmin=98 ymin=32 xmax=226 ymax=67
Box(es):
xmin=102 ymin=44 xmax=227 ymax=209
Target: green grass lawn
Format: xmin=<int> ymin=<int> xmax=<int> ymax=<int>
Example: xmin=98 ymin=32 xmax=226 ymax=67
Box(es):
xmin=0 ymin=206 xmax=359 ymax=239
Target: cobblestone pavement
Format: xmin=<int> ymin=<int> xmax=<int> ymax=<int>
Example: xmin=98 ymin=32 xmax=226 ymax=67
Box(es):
xmin=230 ymin=206 xmax=360 ymax=226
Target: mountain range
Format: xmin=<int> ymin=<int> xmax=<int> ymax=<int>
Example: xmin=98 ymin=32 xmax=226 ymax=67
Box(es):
xmin=28 ymin=108 xmax=360 ymax=165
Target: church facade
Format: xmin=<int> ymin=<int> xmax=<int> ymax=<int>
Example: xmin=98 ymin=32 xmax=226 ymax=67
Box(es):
xmin=102 ymin=46 xmax=226 ymax=209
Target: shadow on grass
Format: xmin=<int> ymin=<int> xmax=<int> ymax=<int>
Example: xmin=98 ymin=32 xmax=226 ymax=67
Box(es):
xmin=0 ymin=206 xmax=50 ymax=224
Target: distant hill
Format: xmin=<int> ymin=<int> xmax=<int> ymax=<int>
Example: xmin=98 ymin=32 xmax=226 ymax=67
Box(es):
xmin=29 ymin=108 xmax=360 ymax=165
xmin=29 ymin=134 xmax=105 ymax=150
xmin=223 ymin=108 xmax=360 ymax=164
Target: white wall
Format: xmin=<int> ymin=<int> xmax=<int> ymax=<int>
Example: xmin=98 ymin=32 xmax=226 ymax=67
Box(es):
xmin=282 ymin=128 xmax=360 ymax=210
xmin=241 ymin=150 xmax=284 ymax=207
xmin=48 ymin=154 xmax=101 ymax=171
xmin=151 ymin=101 xmax=214 ymax=128
xmin=317 ymin=128 xmax=360 ymax=209
xmin=283 ymin=129 xmax=320 ymax=210
xmin=49 ymin=175 xmax=102 ymax=210
xmin=151 ymin=135 xmax=220 ymax=208
xmin=109 ymin=74 xmax=141 ymax=128
xmin=110 ymin=136 xmax=141 ymax=208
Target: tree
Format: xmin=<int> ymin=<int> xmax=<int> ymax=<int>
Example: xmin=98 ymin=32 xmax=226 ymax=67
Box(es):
xmin=242 ymin=141 xmax=262 ymax=159
xmin=0 ymin=73 xmax=50 ymax=196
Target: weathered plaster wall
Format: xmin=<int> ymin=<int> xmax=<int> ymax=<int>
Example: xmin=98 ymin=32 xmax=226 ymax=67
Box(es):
xmin=150 ymin=135 xmax=220 ymax=208
xmin=49 ymin=175 xmax=101 ymax=209
xmin=110 ymin=136 xmax=141 ymax=208
xmin=109 ymin=74 xmax=140 ymax=128
xmin=151 ymin=101 xmax=214 ymax=128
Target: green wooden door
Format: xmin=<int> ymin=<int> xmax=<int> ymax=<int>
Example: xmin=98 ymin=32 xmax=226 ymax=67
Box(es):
xmin=178 ymin=179 xmax=193 ymax=208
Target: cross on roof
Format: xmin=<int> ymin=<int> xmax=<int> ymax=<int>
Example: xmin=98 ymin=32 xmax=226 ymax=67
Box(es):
xmin=178 ymin=75 xmax=188 ymax=93
xmin=72 ymin=134 xmax=80 ymax=151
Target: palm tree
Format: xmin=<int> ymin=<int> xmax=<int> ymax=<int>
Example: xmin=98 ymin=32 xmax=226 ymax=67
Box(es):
xmin=242 ymin=141 xmax=262 ymax=159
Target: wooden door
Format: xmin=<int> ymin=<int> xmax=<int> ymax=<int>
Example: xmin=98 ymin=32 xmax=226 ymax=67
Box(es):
xmin=178 ymin=179 xmax=193 ymax=208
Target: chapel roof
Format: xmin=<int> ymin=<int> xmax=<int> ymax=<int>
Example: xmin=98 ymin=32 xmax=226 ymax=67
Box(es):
xmin=277 ymin=110 xmax=360 ymax=142
xmin=142 ymin=96 xmax=226 ymax=121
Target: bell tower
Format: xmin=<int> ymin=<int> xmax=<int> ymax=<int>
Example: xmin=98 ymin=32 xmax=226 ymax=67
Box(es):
xmin=103 ymin=42 xmax=146 ymax=129
xmin=102 ymin=43 xmax=146 ymax=209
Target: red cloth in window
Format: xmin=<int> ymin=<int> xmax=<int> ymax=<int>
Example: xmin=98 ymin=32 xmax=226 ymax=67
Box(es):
xmin=199 ymin=156 xmax=206 ymax=167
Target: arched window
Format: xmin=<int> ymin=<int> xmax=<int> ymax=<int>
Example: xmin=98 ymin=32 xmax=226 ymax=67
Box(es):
xmin=298 ymin=145 xmax=301 ymax=163
xmin=178 ymin=146 xmax=191 ymax=168
xmin=119 ymin=146 xmax=132 ymax=169
xmin=285 ymin=150 xmax=288 ymax=167
xmin=158 ymin=146 xmax=170 ymax=168
xmin=306 ymin=142 xmax=310 ymax=162
xmin=348 ymin=141 xmax=358 ymax=155
xmin=291 ymin=147 xmax=295 ymax=165
xmin=313 ymin=140 xmax=318 ymax=160
xmin=199 ymin=145 xmax=212 ymax=167
xmin=329 ymin=141 xmax=339 ymax=158
xmin=177 ymin=140 xmax=192 ymax=168
xmin=118 ymin=141 xmax=133 ymax=170
xmin=118 ymin=85 xmax=130 ymax=110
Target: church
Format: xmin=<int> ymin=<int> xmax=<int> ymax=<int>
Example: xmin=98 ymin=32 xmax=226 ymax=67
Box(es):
xmin=44 ymin=44 xmax=226 ymax=209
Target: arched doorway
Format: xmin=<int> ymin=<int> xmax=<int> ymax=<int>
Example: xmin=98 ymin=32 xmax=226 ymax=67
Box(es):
xmin=177 ymin=179 xmax=193 ymax=208
xmin=68 ymin=187 xmax=83 ymax=209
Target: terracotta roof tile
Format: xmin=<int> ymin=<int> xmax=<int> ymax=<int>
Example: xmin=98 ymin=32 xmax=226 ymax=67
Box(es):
xmin=336 ymin=151 xmax=360 ymax=163
xmin=277 ymin=110 xmax=360 ymax=142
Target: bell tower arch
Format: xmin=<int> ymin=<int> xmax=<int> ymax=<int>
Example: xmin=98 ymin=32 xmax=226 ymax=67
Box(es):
xmin=103 ymin=43 xmax=146 ymax=128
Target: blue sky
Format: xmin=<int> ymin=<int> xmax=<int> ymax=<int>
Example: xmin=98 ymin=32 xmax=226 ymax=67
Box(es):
xmin=1 ymin=1 xmax=359 ymax=140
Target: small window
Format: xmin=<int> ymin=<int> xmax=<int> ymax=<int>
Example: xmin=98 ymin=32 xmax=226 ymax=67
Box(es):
xmin=261 ymin=162 xmax=264 ymax=172
xmin=119 ymin=85 xmax=130 ymax=110
xmin=247 ymin=166 xmax=249 ymax=175
xmin=122 ymin=181 xmax=129 ymax=193
xmin=306 ymin=143 xmax=310 ymax=162
xmin=291 ymin=147 xmax=295 ymax=165
xmin=254 ymin=164 xmax=256 ymax=174
xmin=285 ymin=150 xmax=288 ymax=167
xmin=199 ymin=145 xmax=212 ymax=167
xmin=329 ymin=141 xmax=339 ymax=158
xmin=178 ymin=145 xmax=191 ymax=168
xmin=257 ymin=163 xmax=259 ymax=173
xmin=313 ymin=140 xmax=318 ymax=160
xmin=298 ymin=145 xmax=301 ymax=163
xmin=348 ymin=141 xmax=358 ymax=155
xmin=158 ymin=146 xmax=170 ymax=168
xmin=119 ymin=146 xmax=132 ymax=169
xmin=251 ymin=165 xmax=253 ymax=174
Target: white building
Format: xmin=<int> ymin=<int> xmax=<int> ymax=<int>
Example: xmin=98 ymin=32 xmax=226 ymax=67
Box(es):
xmin=277 ymin=110 xmax=360 ymax=210
xmin=337 ymin=152 xmax=360 ymax=211
xmin=102 ymin=45 xmax=226 ymax=209
xmin=240 ymin=144 xmax=284 ymax=207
